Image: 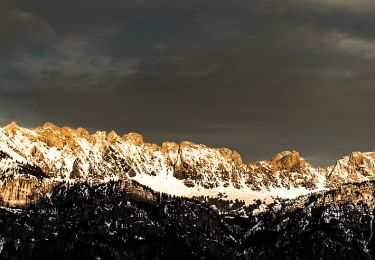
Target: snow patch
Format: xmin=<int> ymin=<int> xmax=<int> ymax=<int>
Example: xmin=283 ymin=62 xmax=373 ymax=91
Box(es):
xmin=131 ymin=169 xmax=327 ymax=204
xmin=0 ymin=132 xmax=28 ymax=164
xmin=132 ymin=172 xmax=270 ymax=204
xmin=0 ymin=236 xmax=5 ymax=254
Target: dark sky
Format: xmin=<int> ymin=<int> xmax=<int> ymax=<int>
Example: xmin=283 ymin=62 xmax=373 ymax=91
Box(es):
xmin=1 ymin=0 xmax=375 ymax=166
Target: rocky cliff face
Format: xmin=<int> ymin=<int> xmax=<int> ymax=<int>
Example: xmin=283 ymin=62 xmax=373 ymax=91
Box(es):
xmin=0 ymin=122 xmax=322 ymax=205
xmin=327 ymin=151 xmax=375 ymax=186
xmin=1 ymin=122 xmax=375 ymax=207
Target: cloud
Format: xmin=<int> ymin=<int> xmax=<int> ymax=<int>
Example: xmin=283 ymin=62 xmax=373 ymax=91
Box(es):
xmin=6 ymin=38 xmax=140 ymax=91
xmin=325 ymin=32 xmax=375 ymax=59
xmin=0 ymin=5 xmax=55 ymax=47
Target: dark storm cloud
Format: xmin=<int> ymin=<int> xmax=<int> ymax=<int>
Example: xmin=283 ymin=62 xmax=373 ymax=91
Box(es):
xmin=0 ymin=2 xmax=55 ymax=47
xmin=1 ymin=0 xmax=375 ymax=166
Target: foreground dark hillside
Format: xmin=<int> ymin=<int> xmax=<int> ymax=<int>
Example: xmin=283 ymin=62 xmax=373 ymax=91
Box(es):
xmin=0 ymin=181 xmax=243 ymax=260
xmin=0 ymin=180 xmax=375 ymax=259
xmin=241 ymin=181 xmax=375 ymax=260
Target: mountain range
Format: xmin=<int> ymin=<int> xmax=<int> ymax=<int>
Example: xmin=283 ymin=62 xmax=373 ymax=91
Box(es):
xmin=1 ymin=122 xmax=375 ymax=259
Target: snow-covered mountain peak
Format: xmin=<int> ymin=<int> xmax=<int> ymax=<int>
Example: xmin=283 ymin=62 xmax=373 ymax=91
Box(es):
xmin=1 ymin=122 xmax=375 ymax=207
xmin=327 ymin=151 xmax=375 ymax=186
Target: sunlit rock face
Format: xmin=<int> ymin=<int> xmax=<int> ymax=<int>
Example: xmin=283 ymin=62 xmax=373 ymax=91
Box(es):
xmin=0 ymin=122 xmax=374 ymax=209
xmin=0 ymin=177 xmax=38 ymax=206
xmin=0 ymin=122 xmax=336 ymax=207
xmin=2 ymin=122 xmax=375 ymax=207
xmin=327 ymin=151 xmax=375 ymax=186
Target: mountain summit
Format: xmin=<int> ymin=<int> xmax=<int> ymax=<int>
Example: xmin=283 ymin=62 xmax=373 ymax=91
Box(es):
xmin=1 ymin=122 xmax=375 ymax=207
